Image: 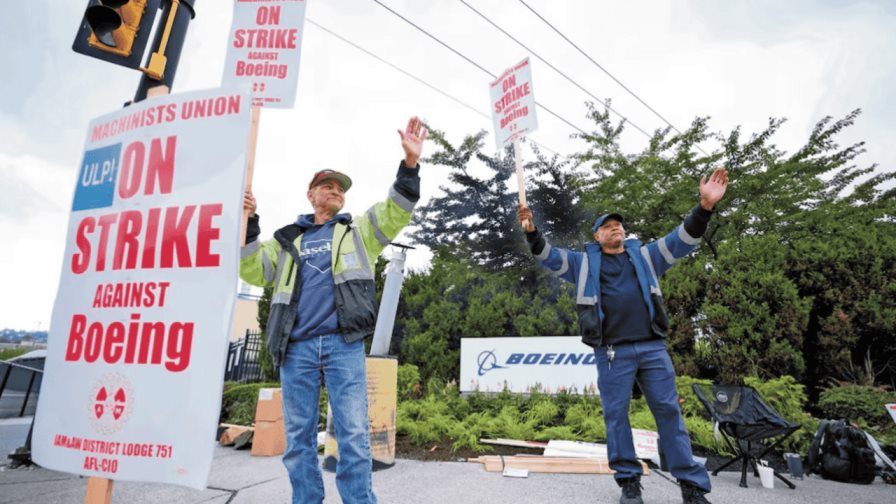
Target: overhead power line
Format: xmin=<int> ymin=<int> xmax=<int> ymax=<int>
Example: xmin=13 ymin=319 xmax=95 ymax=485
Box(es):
xmin=371 ymin=0 xmax=588 ymax=137
xmin=305 ymin=18 xmax=559 ymax=155
xmin=306 ymin=19 xmax=489 ymax=122
xmin=516 ymin=0 xmax=710 ymax=156
xmin=458 ymin=0 xmax=652 ymax=139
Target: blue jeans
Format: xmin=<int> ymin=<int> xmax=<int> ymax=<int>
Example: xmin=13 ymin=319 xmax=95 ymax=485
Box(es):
xmin=279 ymin=334 xmax=377 ymax=504
xmin=595 ymin=339 xmax=711 ymax=492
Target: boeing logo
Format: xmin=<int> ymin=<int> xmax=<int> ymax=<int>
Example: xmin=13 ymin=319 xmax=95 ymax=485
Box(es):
xmin=476 ymin=350 xmax=597 ymax=375
xmin=477 ymin=350 xmax=506 ymax=376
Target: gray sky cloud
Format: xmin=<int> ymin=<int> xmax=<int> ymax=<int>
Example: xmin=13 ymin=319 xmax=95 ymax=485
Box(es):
xmin=1 ymin=0 xmax=893 ymax=330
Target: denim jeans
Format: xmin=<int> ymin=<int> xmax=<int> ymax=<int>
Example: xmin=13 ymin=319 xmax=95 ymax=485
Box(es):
xmin=279 ymin=334 xmax=377 ymax=504
xmin=595 ymin=339 xmax=711 ymax=492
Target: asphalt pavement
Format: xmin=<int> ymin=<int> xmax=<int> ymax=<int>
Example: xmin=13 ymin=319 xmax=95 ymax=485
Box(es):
xmin=1 ymin=417 xmax=893 ymax=503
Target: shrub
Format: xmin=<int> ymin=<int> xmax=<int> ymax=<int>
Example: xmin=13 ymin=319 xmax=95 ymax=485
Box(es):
xmin=563 ymin=402 xmax=606 ymax=440
xmin=397 ymin=363 xmax=422 ymax=400
xmin=220 ymin=381 xmax=281 ymax=425
xmin=675 ymin=375 xmax=713 ymax=418
xmin=684 ymin=416 xmax=733 ymax=456
xmin=818 ymin=383 xmax=896 ymax=425
xmin=393 ymin=374 xmax=841 ymax=457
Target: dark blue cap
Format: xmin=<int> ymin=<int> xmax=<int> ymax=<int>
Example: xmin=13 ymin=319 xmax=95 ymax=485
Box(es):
xmin=591 ymin=213 xmax=624 ymax=233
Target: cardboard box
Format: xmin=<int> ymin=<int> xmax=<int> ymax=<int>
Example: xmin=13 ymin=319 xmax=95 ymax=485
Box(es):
xmin=254 ymin=388 xmax=283 ymax=422
xmin=219 ymin=423 xmax=253 ymax=446
xmin=251 ymin=419 xmax=286 ymax=457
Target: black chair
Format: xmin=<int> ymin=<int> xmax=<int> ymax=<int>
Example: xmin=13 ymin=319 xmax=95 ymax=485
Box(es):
xmin=691 ymin=384 xmax=800 ymax=489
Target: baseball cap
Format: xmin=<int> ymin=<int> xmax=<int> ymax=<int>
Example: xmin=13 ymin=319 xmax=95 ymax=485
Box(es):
xmin=308 ymin=169 xmax=352 ymax=192
xmin=591 ymin=212 xmax=624 ymax=233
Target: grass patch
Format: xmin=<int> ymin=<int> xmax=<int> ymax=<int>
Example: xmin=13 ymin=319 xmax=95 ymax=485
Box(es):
xmin=0 ymin=348 xmax=30 ymax=361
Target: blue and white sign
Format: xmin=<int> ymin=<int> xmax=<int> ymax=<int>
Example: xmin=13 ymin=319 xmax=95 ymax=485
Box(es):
xmin=72 ymin=144 xmax=122 ymax=211
xmin=460 ymin=337 xmax=598 ymax=394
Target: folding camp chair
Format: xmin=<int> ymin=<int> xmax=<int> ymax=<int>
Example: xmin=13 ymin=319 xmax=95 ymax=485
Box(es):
xmin=691 ymin=384 xmax=800 ymax=489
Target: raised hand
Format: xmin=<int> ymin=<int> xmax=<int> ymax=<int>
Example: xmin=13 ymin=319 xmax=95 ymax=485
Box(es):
xmin=699 ymin=168 xmax=729 ymax=210
xmin=398 ymin=116 xmax=427 ymax=168
xmin=517 ymin=203 xmax=535 ymax=232
xmin=244 ymin=190 xmax=257 ymax=217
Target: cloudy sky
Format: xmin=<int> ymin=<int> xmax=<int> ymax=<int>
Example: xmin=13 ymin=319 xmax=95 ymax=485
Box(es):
xmin=1 ymin=0 xmax=894 ymax=331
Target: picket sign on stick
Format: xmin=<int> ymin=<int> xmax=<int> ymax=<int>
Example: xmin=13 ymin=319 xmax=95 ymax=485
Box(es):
xmin=32 ymin=85 xmax=251 ymax=496
xmin=222 ymin=0 xmax=308 ymax=244
xmin=490 ymin=57 xmax=538 ymax=229
xmin=83 ymin=83 xmax=169 ymax=504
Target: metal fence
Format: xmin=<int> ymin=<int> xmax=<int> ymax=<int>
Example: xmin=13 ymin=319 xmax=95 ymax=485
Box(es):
xmin=224 ymin=330 xmax=265 ymax=383
xmin=0 ymin=360 xmax=43 ymax=419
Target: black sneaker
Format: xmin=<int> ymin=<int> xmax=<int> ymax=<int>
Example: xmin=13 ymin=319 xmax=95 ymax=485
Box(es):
xmin=680 ymin=481 xmax=711 ymax=504
xmin=617 ymin=476 xmax=643 ymax=504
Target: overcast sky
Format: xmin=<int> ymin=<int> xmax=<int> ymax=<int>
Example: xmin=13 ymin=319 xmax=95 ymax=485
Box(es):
xmin=1 ymin=0 xmax=894 ymax=331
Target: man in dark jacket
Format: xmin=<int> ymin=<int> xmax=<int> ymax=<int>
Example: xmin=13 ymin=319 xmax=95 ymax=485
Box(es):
xmin=517 ymin=168 xmax=729 ymax=504
xmin=240 ymin=117 xmax=427 ymax=504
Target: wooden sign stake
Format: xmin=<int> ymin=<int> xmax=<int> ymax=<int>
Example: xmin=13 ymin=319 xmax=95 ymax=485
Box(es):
xmin=513 ymin=139 xmax=531 ymax=229
xmin=240 ymin=106 xmax=262 ymax=246
xmin=84 ymin=477 xmax=114 ymax=504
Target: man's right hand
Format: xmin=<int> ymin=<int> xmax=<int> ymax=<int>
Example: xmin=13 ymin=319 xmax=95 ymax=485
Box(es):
xmin=517 ymin=204 xmax=535 ymax=232
xmin=244 ymin=190 xmax=257 ymax=217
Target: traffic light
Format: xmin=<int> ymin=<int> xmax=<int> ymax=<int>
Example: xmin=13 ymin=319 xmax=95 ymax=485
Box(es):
xmin=73 ymin=0 xmax=162 ymax=69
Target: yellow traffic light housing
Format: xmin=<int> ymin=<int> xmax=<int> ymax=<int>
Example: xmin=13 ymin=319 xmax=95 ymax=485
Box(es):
xmin=73 ymin=0 xmax=162 ymax=69
xmin=86 ymin=0 xmax=146 ymax=56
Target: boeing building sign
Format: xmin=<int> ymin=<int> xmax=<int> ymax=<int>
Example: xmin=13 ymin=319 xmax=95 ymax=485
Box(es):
xmin=460 ymin=337 xmax=599 ymax=394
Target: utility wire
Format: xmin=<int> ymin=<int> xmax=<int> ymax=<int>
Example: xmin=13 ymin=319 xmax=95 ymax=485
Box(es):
xmin=517 ymin=0 xmax=710 ymax=156
xmin=306 ymin=19 xmax=489 ymax=122
xmin=371 ymin=0 xmax=588 ymax=137
xmin=458 ymin=0 xmax=652 ymax=139
xmin=305 ymin=18 xmax=559 ymax=156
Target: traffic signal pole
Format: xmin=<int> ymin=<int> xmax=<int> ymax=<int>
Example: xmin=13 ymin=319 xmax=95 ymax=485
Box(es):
xmin=134 ymin=0 xmax=196 ymax=102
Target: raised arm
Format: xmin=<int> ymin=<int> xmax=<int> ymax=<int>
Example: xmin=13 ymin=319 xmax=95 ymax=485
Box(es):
xmin=644 ymin=168 xmax=729 ymax=278
xmin=356 ymin=117 xmax=428 ymax=262
xmin=518 ymin=203 xmax=582 ymax=284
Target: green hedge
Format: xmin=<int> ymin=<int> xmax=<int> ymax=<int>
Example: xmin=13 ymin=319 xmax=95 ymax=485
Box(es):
xmin=221 ymin=372 xmax=896 ymax=456
xmin=818 ymin=383 xmax=896 ymax=425
xmin=392 ymin=373 xmax=879 ymax=455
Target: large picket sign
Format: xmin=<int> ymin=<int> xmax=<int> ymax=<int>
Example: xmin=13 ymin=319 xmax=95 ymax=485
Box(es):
xmin=223 ymin=0 xmax=307 ymax=108
xmin=32 ymin=88 xmax=251 ymax=489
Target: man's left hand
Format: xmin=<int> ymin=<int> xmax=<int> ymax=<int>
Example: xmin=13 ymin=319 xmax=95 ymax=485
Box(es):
xmin=398 ymin=116 xmax=427 ymax=168
xmin=699 ymin=168 xmax=729 ymax=210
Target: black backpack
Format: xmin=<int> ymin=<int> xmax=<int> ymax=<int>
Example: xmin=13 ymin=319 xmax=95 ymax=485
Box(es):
xmin=807 ymin=419 xmax=877 ymax=484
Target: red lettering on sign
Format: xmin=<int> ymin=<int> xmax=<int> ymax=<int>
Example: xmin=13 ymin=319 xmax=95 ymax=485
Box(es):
xmin=65 ymin=313 xmax=193 ymax=372
xmin=196 ymin=204 xmax=222 ymax=267
xmin=494 ymin=82 xmax=531 ymax=114
xmin=69 ymin=204 xmax=223 ymax=274
xmin=91 ymin=282 xmax=171 ymax=309
xmin=119 ymin=137 xmax=177 ymax=200
xmin=72 ymin=218 xmax=96 ymax=274
xmin=233 ymin=28 xmax=298 ymax=49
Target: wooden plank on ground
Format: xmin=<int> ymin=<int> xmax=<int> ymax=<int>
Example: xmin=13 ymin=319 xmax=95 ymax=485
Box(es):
xmin=480 ymin=438 xmax=548 ymax=449
xmin=468 ymin=455 xmax=650 ymax=475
